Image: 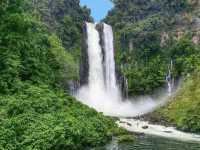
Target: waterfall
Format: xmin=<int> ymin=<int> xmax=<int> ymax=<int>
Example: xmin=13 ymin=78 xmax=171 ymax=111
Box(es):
xmin=124 ymin=77 xmax=129 ymax=98
xmin=76 ymin=22 xmax=170 ymax=117
xmin=81 ymin=22 xmax=120 ymax=102
xmin=86 ymin=23 xmax=105 ymax=91
xmin=103 ymin=23 xmax=120 ymax=99
xmin=166 ymin=60 xmax=173 ymax=95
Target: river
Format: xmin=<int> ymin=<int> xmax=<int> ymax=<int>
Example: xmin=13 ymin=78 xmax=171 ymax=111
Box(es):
xmin=100 ymin=135 xmax=200 ymax=150
xmin=90 ymin=118 xmax=200 ymax=150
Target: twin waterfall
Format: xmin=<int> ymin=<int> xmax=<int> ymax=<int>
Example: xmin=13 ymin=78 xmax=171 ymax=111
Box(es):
xmin=76 ymin=22 xmax=169 ymax=117
xmin=86 ymin=23 xmax=105 ymax=94
xmin=103 ymin=24 xmax=119 ymax=96
xmin=74 ymin=23 xmax=200 ymax=143
xmin=86 ymin=23 xmax=120 ymax=100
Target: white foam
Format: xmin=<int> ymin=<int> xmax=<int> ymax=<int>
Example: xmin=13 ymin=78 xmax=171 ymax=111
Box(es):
xmin=77 ymin=87 xmax=169 ymax=117
xmin=117 ymin=118 xmax=200 ymax=142
xmin=76 ymin=22 xmax=172 ymax=117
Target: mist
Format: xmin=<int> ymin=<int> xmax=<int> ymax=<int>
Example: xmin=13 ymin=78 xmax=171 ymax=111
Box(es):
xmin=76 ymin=22 xmax=174 ymax=117
xmin=76 ymin=85 xmax=172 ymax=117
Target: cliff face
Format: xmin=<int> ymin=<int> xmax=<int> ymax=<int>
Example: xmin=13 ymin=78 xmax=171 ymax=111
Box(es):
xmin=80 ymin=23 xmax=89 ymax=86
xmin=105 ymin=0 xmax=200 ymax=95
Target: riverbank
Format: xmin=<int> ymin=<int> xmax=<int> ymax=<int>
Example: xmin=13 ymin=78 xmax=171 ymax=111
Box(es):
xmin=140 ymin=72 xmax=200 ymax=134
xmin=117 ymin=118 xmax=200 ymax=142
xmin=116 ymin=76 xmax=200 ymax=142
xmin=94 ymin=133 xmax=200 ymax=150
xmin=0 ymin=84 xmax=123 ymax=149
xmin=131 ymin=111 xmax=175 ymax=127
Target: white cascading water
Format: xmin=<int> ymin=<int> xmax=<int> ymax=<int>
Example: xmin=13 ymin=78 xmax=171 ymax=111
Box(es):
xmin=86 ymin=23 xmax=105 ymax=92
xmin=167 ymin=70 xmax=172 ymax=95
xmin=103 ymin=23 xmax=121 ymax=99
xmin=76 ymin=22 xmax=107 ymax=110
xmin=76 ymin=22 xmax=169 ymax=117
xmin=166 ymin=60 xmax=174 ymax=96
xmin=76 ymin=23 xmax=200 ymax=142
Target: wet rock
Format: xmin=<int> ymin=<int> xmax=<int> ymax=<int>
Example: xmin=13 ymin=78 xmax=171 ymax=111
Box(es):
xmin=119 ymin=121 xmax=127 ymax=124
xmin=135 ymin=132 xmax=145 ymax=136
xmin=142 ymin=126 xmax=149 ymax=129
xmin=135 ymin=112 xmax=176 ymax=127
xmin=118 ymin=134 xmax=135 ymax=143
xmin=164 ymin=131 xmax=172 ymax=133
xmin=80 ymin=22 xmax=89 ymax=86
xmin=127 ymin=123 xmax=132 ymax=126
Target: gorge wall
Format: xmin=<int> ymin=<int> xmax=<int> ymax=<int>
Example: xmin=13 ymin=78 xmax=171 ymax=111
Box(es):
xmin=104 ymin=0 xmax=200 ymax=96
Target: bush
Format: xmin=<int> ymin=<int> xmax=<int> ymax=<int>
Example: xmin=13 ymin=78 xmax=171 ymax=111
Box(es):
xmin=0 ymin=84 xmax=117 ymax=150
xmin=158 ymin=72 xmax=200 ymax=133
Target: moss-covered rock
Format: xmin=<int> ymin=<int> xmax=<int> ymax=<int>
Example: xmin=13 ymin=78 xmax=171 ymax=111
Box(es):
xmin=117 ymin=134 xmax=135 ymax=143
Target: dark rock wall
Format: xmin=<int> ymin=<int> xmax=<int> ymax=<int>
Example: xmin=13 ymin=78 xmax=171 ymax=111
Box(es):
xmin=80 ymin=23 xmax=89 ymax=86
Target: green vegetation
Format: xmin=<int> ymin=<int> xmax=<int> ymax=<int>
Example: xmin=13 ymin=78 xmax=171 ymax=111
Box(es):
xmin=106 ymin=0 xmax=200 ymax=135
xmin=0 ymin=84 xmax=117 ymax=149
xmin=107 ymin=126 xmax=135 ymax=144
xmin=0 ymin=0 xmax=119 ymax=149
xmin=117 ymin=135 xmax=135 ymax=143
xmin=0 ymin=0 xmax=80 ymax=92
xmin=156 ymin=71 xmax=200 ymax=133
xmin=23 ymin=0 xmax=92 ymax=63
xmin=106 ymin=0 xmax=200 ymax=95
xmin=1 ymin=0 xmax=200 ymax=148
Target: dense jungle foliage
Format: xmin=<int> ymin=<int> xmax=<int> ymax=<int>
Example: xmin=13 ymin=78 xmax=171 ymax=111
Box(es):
xmin=151 ymin=71 xmax=200 ymax=133
xmin=0 ymin=0 xmax=118 ymax=149
xmin=106 ymin=0 xmax=200 ymax=95
xmin=105 ymin=0 xmax=200 ymax=133
xmin=0 ymin=84 xmax=117 ymax=150
xmin=107 ymin=0 xmax=200 ymax=134
xmin=164 ymin=71 xmax=200 ymax=133
xmin=23 ymin=0 xmax=92 ymax=61
xmin=1 ymin=0 xmax=200 ymax=149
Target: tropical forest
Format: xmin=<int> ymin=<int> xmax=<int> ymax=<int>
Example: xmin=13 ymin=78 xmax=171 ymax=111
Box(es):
xmin=1 ymin=0 xmax=200 ymax=150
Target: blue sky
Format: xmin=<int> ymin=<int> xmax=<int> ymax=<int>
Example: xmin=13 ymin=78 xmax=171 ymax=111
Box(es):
xmin=80 ymin=0 xmax=113 ymax=22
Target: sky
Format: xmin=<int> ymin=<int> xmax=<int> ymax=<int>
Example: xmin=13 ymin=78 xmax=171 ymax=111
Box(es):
xmin=80 ymin=0 xmax=113 ymax=22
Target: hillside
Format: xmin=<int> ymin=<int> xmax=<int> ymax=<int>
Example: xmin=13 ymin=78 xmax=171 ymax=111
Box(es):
xmin=105 ymin=0 xmax=200 ymax=95
xmin=104 ymin=0 xmax=200 ymax=134
xmin=1 ymin=0 xmax=200 ymax=149
xmin=150 ymin=71 xmax=200 ymax=133
xmin=0 ymin=0 xmax=120 ymax=149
